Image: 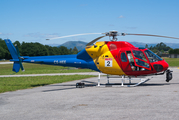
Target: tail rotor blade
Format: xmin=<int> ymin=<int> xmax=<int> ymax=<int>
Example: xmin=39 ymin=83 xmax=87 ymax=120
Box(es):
xmin=19 ymin=59 xmax=25 ymax=71
xmin=15 ymin=45 xmax=20 ymax=56
xmin=15 ymin=45 xmax=25 ymax=71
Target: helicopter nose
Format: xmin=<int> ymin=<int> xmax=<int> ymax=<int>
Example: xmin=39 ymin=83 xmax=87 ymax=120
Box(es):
xmin=162 ymin=60 xmax=169 ymax=71
xmin=153 ymin=60 xmax=169 ymax=72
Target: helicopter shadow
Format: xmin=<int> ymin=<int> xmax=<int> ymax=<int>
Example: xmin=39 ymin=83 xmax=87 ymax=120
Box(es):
xmin=42 ymin=83 xmax=77 ymax=92
xmin=42 ymin=80 xmax=171 ymax=92
xmin=42 ymin=87 xmax=77 ymax=92
xmin=99 ymin=82 xmax=169 ymax=87
xmin=42 ymin=80 xmax=100 ymax=92
xmin=137 ymin=83 xmax=169 ymax=87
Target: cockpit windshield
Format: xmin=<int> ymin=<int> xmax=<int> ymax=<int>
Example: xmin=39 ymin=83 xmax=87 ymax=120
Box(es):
xmin=132 ymin=50 xmax=149 ymax=68
xmin=132 ymin=50 xmax=147 ymax=61
xmin=144 ymin=50 xmax=163 ymax=62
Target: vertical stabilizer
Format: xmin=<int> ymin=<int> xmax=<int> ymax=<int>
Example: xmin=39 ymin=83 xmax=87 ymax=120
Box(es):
xmin=4 ymin=39 xmax=24 ymax=73
xmin=4 ymin=39 xmax=18 ymax=59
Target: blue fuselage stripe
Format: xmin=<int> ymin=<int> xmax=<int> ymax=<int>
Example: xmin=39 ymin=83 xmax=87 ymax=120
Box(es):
xmin=22 ymin=54 xmax=100 ymax=71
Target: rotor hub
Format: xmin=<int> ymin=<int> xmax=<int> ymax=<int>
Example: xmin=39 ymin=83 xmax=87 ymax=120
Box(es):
xmin=105 ymin=30 xmax=118 ymax=41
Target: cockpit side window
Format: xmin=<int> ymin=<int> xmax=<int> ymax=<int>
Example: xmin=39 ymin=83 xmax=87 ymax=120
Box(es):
xmin=126 ymin=51 xmax=134 ymax=63
xmin=121 ymin=52 xmax=127 ymax=62
xmin=144 ymin=50 xmax=163 ymax=62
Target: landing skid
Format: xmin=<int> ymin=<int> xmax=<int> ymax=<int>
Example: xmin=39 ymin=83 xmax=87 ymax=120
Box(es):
xmin=97 ymin=72 xmax=151 ymax=87
xmin=125 ymin=77 xmax=150 ymax=87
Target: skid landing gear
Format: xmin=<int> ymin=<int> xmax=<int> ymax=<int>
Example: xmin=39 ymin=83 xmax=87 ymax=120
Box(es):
xmin=126 ymin=78 xmax=150 ymax=87
xmin=108 ymin=75 xmax=150 ymax=87
xmin=97 ymin=74 xmax=151 ymax=87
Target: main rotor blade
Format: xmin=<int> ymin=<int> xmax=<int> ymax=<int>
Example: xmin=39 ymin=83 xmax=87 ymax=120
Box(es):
xmin=124 ymin=33 xmax=179 ymax=39
xmin=46 ymin=33 xmax=102 ymax=40
xmin=86 ymin=36 xmax=106 ymax=46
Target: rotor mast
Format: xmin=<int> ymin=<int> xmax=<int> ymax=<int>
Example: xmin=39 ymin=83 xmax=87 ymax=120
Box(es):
xmin=105 ymin=30 xmax=118 ymax=41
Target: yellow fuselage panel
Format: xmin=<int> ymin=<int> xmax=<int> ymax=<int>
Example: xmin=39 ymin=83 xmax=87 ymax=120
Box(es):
xmin=85 ymin=41 xmax=108 ymax=59
xmin=96 ymin=51 xmax=125 ymax=75
xmin=86 ymin=42 xmax=126 ymax=75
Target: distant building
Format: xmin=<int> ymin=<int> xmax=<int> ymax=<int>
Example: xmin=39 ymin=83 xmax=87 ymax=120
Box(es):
xmin=169 ymin=54 xmax=179 ymax=58
xmin=161 ymin=54 xmax=169 ymax=57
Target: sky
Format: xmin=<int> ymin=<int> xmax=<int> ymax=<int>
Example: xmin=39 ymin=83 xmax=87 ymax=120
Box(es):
xmin=0 ymin=0 xmax=179 ymax=45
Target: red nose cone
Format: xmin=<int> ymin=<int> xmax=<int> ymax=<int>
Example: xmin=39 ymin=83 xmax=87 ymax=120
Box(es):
xmin=163 ymin=60 xmax=169 ymax=71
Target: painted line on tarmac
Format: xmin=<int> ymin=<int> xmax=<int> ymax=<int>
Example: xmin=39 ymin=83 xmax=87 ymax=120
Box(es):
xmin=0 ymin=72 xmax=104 ymax=77
xmin=0 ymin=62 xmax=13 ymax=64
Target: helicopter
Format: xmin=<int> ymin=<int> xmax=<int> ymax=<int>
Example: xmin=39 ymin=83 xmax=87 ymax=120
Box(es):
xmin=4 ymin=31 xmax=179 ymax=87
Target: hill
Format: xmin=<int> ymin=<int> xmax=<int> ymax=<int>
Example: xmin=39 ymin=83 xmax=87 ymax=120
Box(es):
xmin=53 ymin=41 xmax=179 ymax=51
xmin=58 ymin=41 xmax=87 ymax=50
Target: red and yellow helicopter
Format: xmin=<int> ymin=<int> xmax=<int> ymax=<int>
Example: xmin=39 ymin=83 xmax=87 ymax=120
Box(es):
xmin=4 ymin=31 xmax=179 ymax=86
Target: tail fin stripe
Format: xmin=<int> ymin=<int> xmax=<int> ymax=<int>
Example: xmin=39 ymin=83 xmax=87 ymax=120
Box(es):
xmin=4 ymin=39 xmax=18 ymax=59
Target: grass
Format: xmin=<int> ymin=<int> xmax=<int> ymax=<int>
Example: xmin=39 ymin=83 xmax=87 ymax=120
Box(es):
xmin=162 ymin=58 xmax=179 ymax=67
xmin=0 ymin=63 xmax=96 ymax=93
xmin=0 ymin=75 xmax=96 ymax=93
xmin=0 ymin=63 xmax=94 ymax=75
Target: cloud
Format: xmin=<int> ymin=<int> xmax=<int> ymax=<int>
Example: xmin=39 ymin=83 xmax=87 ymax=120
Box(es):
xmin=118 ymin=15 xmax=124 ymax=18
xmin=24 ymin=32 xmax=60 ymax=39
xmin=0 ymin=32 xmax=13 ymax=35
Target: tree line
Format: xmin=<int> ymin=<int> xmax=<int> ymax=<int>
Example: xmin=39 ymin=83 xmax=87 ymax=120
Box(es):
xmin=168 ymin=48 xmax=179 ymax=54
xmin=145 ymin=42 xmax=179 ymax=55
xmin=0 ymin=39 xmax=79 ymax=59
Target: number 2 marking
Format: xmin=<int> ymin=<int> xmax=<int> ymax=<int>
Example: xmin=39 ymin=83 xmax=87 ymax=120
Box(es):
xmin=105 ymin=58 xmax=112 ymax=67
xmin=107 ymin=61 xmax=110 ymax=66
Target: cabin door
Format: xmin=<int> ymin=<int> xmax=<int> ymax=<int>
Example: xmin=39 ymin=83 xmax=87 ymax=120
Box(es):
xmin=119 ymin=51 xmax=133 ymax=72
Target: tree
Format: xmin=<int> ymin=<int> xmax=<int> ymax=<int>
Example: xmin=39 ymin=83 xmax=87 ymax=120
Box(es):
xmin=0 ymin=47 xmax=6 ymax=59
xmin=21 ymin=42 xmax=48 ymax=56
xmin=169 ymin=48 xmax=179 ymax=54
xmin=0 ymin=39 xmax=11 ymax=59
xmin=58 ymin=46 xmax=69 ymax=55
xmin=0 ymin=38 xmax=77 ymax=59
xmin=72 ymin=47 xmax=78 ymax=54
xmin=0 ymin=38 xmax=7 ymax=49
xmin=173 ymin=49 xmax=179 ymax=54
xmin=149 ymin=42 xmax=171 ymax=53
xmin=13 ymin=40 xmax=21 ymax=50
xmin=145 ymin=44 xmax=148 ymax=48
xmin=69 ymin=48 xmax=72 ymax=54
xmin=53 ymin=47 xmax=60 ymax=55
xmin=161 ymin=49 xmax=164 ymax=54
xmin=169 ymin=48 xmax=174 ymax=54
